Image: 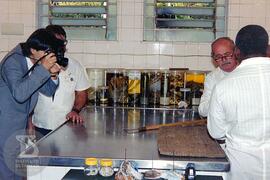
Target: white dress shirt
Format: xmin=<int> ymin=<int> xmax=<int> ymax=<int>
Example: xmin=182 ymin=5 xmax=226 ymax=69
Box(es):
xmin=32 ymin=58 xmax=90 ymax=130
xmin=198 ymin=67 xmax=228 ymax=117
xmin=208 ymin=57 xmax=270 ymax=180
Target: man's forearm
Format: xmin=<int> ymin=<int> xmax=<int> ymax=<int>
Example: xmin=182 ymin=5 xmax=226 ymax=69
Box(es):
xmin=72 ymin=90 xmax=88 ymax=113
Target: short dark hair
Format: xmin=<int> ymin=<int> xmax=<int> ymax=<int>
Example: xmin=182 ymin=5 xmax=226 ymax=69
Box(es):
xmin=235 ymin=25 xmax=269 ymax=57
xmin=46 ymin=25 xmax=66 ymax=38
xmin=21 ymin=28 xmax=64 ymax=57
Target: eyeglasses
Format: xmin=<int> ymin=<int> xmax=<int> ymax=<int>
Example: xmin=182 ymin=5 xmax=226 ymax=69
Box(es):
xmin=212 ymin=52 xmax=234 ymax=62
xmin=63 ymin=39 xmax=68 ymax=46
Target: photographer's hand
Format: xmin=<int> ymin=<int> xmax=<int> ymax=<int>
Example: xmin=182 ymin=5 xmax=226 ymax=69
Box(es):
xmin=41 ymin=52 xmax=57 ymax=70
xmin=49 ymin=63 xmax=61 ymax=79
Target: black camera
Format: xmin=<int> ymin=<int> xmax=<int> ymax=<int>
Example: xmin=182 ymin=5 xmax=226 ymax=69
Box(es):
xmin=55 ymin=47 xmax=69 ymax=68
xmin=46 ymin=47 xmax=69 ymax=68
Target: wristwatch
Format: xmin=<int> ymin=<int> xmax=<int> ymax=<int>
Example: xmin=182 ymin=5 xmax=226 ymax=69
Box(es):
xmin=72 ymin=108 xmax=81 ymax=114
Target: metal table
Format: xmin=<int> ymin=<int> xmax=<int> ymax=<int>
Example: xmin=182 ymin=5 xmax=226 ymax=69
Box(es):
xmin=18 ymin=106 xmax=229 ymax=172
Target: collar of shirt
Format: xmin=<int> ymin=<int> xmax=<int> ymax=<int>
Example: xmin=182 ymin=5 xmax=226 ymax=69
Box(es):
xmin=26 ymin=57 xmax=34 ymax=70
xmin=238 ymin=57 xmax=270 ymax=69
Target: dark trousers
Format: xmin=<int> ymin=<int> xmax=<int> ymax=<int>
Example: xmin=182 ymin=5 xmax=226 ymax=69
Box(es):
xmin=34 ymin=126 xmax=52 ymax=141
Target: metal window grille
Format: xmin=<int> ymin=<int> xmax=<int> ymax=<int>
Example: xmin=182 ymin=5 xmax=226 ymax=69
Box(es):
xmin=49 ymin=0 xmax=107 ymax=28
xmin=156 ymin=0 xmax=215 ymax=30
xmin=144 ymin=0 xmax=226 ymax=42
xmin=38 ymin=0 xmax=117 ymax=40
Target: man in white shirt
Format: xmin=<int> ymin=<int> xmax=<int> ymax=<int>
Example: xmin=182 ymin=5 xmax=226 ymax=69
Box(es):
xmin=208 ymin=25 xmax=270 ymax=180
xmin=199 ymin=37 xmax=238 ymax=117
xmin=31 ymin=25 xmax=90 ymax=139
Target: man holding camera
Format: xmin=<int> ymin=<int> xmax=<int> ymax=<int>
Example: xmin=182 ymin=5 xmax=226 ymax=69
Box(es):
xmin=0 ymin=28 xmax=62 ymax=180
xmin=30 ymin=25 xmax=90 ymax=139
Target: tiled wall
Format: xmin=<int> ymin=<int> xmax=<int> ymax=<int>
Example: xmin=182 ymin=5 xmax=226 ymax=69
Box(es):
xmin=0 ymin=0 xmax=270 ymax=71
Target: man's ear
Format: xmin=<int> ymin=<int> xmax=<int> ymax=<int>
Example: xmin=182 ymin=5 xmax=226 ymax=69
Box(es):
xmin=30 ymin=48 xmax=37 ymax=55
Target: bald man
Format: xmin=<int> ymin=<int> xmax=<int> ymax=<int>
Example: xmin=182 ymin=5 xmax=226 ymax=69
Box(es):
xmin=199 ymin=37 xmax=238 ymax=117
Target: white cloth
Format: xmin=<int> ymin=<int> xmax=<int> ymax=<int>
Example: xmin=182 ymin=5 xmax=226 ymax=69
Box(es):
xmin=198 ymin=67 xmax=228 ymax=117
xmin=208 ymin=57 xmax=270 ymax=180
xmin=32 ymin=58 xmax=90 ymax=130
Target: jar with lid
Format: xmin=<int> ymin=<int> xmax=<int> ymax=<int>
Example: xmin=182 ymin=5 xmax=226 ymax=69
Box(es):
xmin=99 ymin=159 xmax=114 ymax=177
xmin=86 ymin=68 xmax=105 ymax=104
xmin=169 ymin=70 xmax=185 ymax=106
xmin=99 ymin=86 xmax=109 ymax=105
xmin=128 ymin=70 xmax=141 ymax=105
xmin=149 ymin=70 xmax=161 ymax=105
xmin=160 ymin=70 xmax=170 ymax=106
xmin=84 ymin=158 xmax=99 ymax=176
xmin=140 ymin=70 xmax=150 ymax=105
xmin=179 ymin=88 xmax=191 ymax=108
xmin=106 ymin=69 xmax=127 ymax=104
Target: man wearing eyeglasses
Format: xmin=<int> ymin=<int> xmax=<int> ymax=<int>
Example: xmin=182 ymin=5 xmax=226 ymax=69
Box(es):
xmin=198 ymin=37 xmax=238 ymax=117
xmin=29 ymin=25 xmax=90 ymax=140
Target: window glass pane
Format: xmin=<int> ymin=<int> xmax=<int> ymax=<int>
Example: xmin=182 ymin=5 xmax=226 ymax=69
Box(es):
xmin=144 ymin=0 xmax=227 ymax=42
xmin=38 ymin=0 xmax=117 ymax=41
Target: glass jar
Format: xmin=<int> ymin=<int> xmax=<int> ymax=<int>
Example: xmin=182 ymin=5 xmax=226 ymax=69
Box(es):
xmin=99 ymin=159 xmax=114 ymax=177
xmin=149 ymin=70 xmax=161 ymax=105
xmin=86 ymin=68 xmax=105 ymax=103
xmin=179 ymin=88 xmax=191 ymax=108
xmin=84 ymin=158 xmax=99 ymax=176
xmin=185 ymin=71 xmax=205 ymax=107
xmin=99 ymin=86 xmax=109 ymax=105
xmin=169 ymin=70 xmax=185 ymax=105
xmin=106 ymin=69 xmax=127 ymax=104
xmin=140 ymin=70 xmax=150 ymax=105
xmin=160 ymin=70 xmax=170 ymax=106
xmin=128 ymin=70 xmax=141 ymax=105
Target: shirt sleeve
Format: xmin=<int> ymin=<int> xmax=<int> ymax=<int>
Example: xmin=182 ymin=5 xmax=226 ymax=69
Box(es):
xmin=73 ymin=60 xmax=90 ymax=91
xmin=207 ymin=84 xmax=227 ymax=140
xmin=198 ymin=73 xmax=214 ymax=117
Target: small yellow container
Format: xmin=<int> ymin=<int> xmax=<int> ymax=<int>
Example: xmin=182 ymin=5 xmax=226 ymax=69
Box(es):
xmin=84 ymin=158 xmax=99 ymax=176
xmin=99 ymin=159 xmax=114 ymax=177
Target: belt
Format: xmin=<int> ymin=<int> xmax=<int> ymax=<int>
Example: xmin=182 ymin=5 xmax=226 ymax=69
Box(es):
xmin=216 ymin=139 xmax=225 ymax=144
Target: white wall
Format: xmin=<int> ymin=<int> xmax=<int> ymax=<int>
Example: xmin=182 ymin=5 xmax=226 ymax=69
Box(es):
xmin=0 ymin=0 xmax=269 ymax=71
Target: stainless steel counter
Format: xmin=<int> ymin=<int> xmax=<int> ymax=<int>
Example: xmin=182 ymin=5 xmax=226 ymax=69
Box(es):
xmin=18 ymin=106 xmax=229 ymax=172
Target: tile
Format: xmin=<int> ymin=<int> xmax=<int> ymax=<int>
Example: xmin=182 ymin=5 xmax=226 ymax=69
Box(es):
xmin=0 ymin=38 xmax=9 ymax=51
xmin=133 ymin=55 xmax=146 ymax=68
xmin=134 ymin=2 xmax=143 ymax=16
xmin=81 ymin=54 xmax=96 ymax=68
xmin=121 ymin=1 xmax=135 ymax=16
xmin=146 ymin=55 xmax=159 ymax=69
xmin=120 ymin=42 xmax=135 ymax=54
xmin=122 ymin=16 xmax=135 ymax=28
xmin=133 ymin=41 xmax=147 ymax=54
xmin=172 ymin=57 xmax=185 ymax=68
xmin=120 ymin=55 xmax=134 ymax=68
xmin=184 ymin=57 xmax=198 ymax=70
xmin=159 ymin=55 xmax=172 ymax=69
xmin=107 ymin=42 xmax=121 ymax=54
xmin=198 ymin=57 xmax=215 ymax=71
xmin=8 ymin=1 xmax=21 ymax=14
xmin=95 ymin=54 xmax=109 ymax=67
xmin=159 ymin=43 xmax=173 ymax=55
xmin=185 ymin=43 xmax=199 ymax=55
xmin=198 ymin=43 xmax=211 ymax=56
xmin=119 ymin=28 xmax=135 ymax=41
xmin=147 ymin=42 xmax=160 ymax=55
xmin=173 ymin=43 xmax=186 ymax=56
xmin=107 ymin=55 xmax=121 ymax=68
xmin=66 ymin=41 xmax=84 ymax=53
xmin=228 ymin=4 xmax=240 ymax=17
